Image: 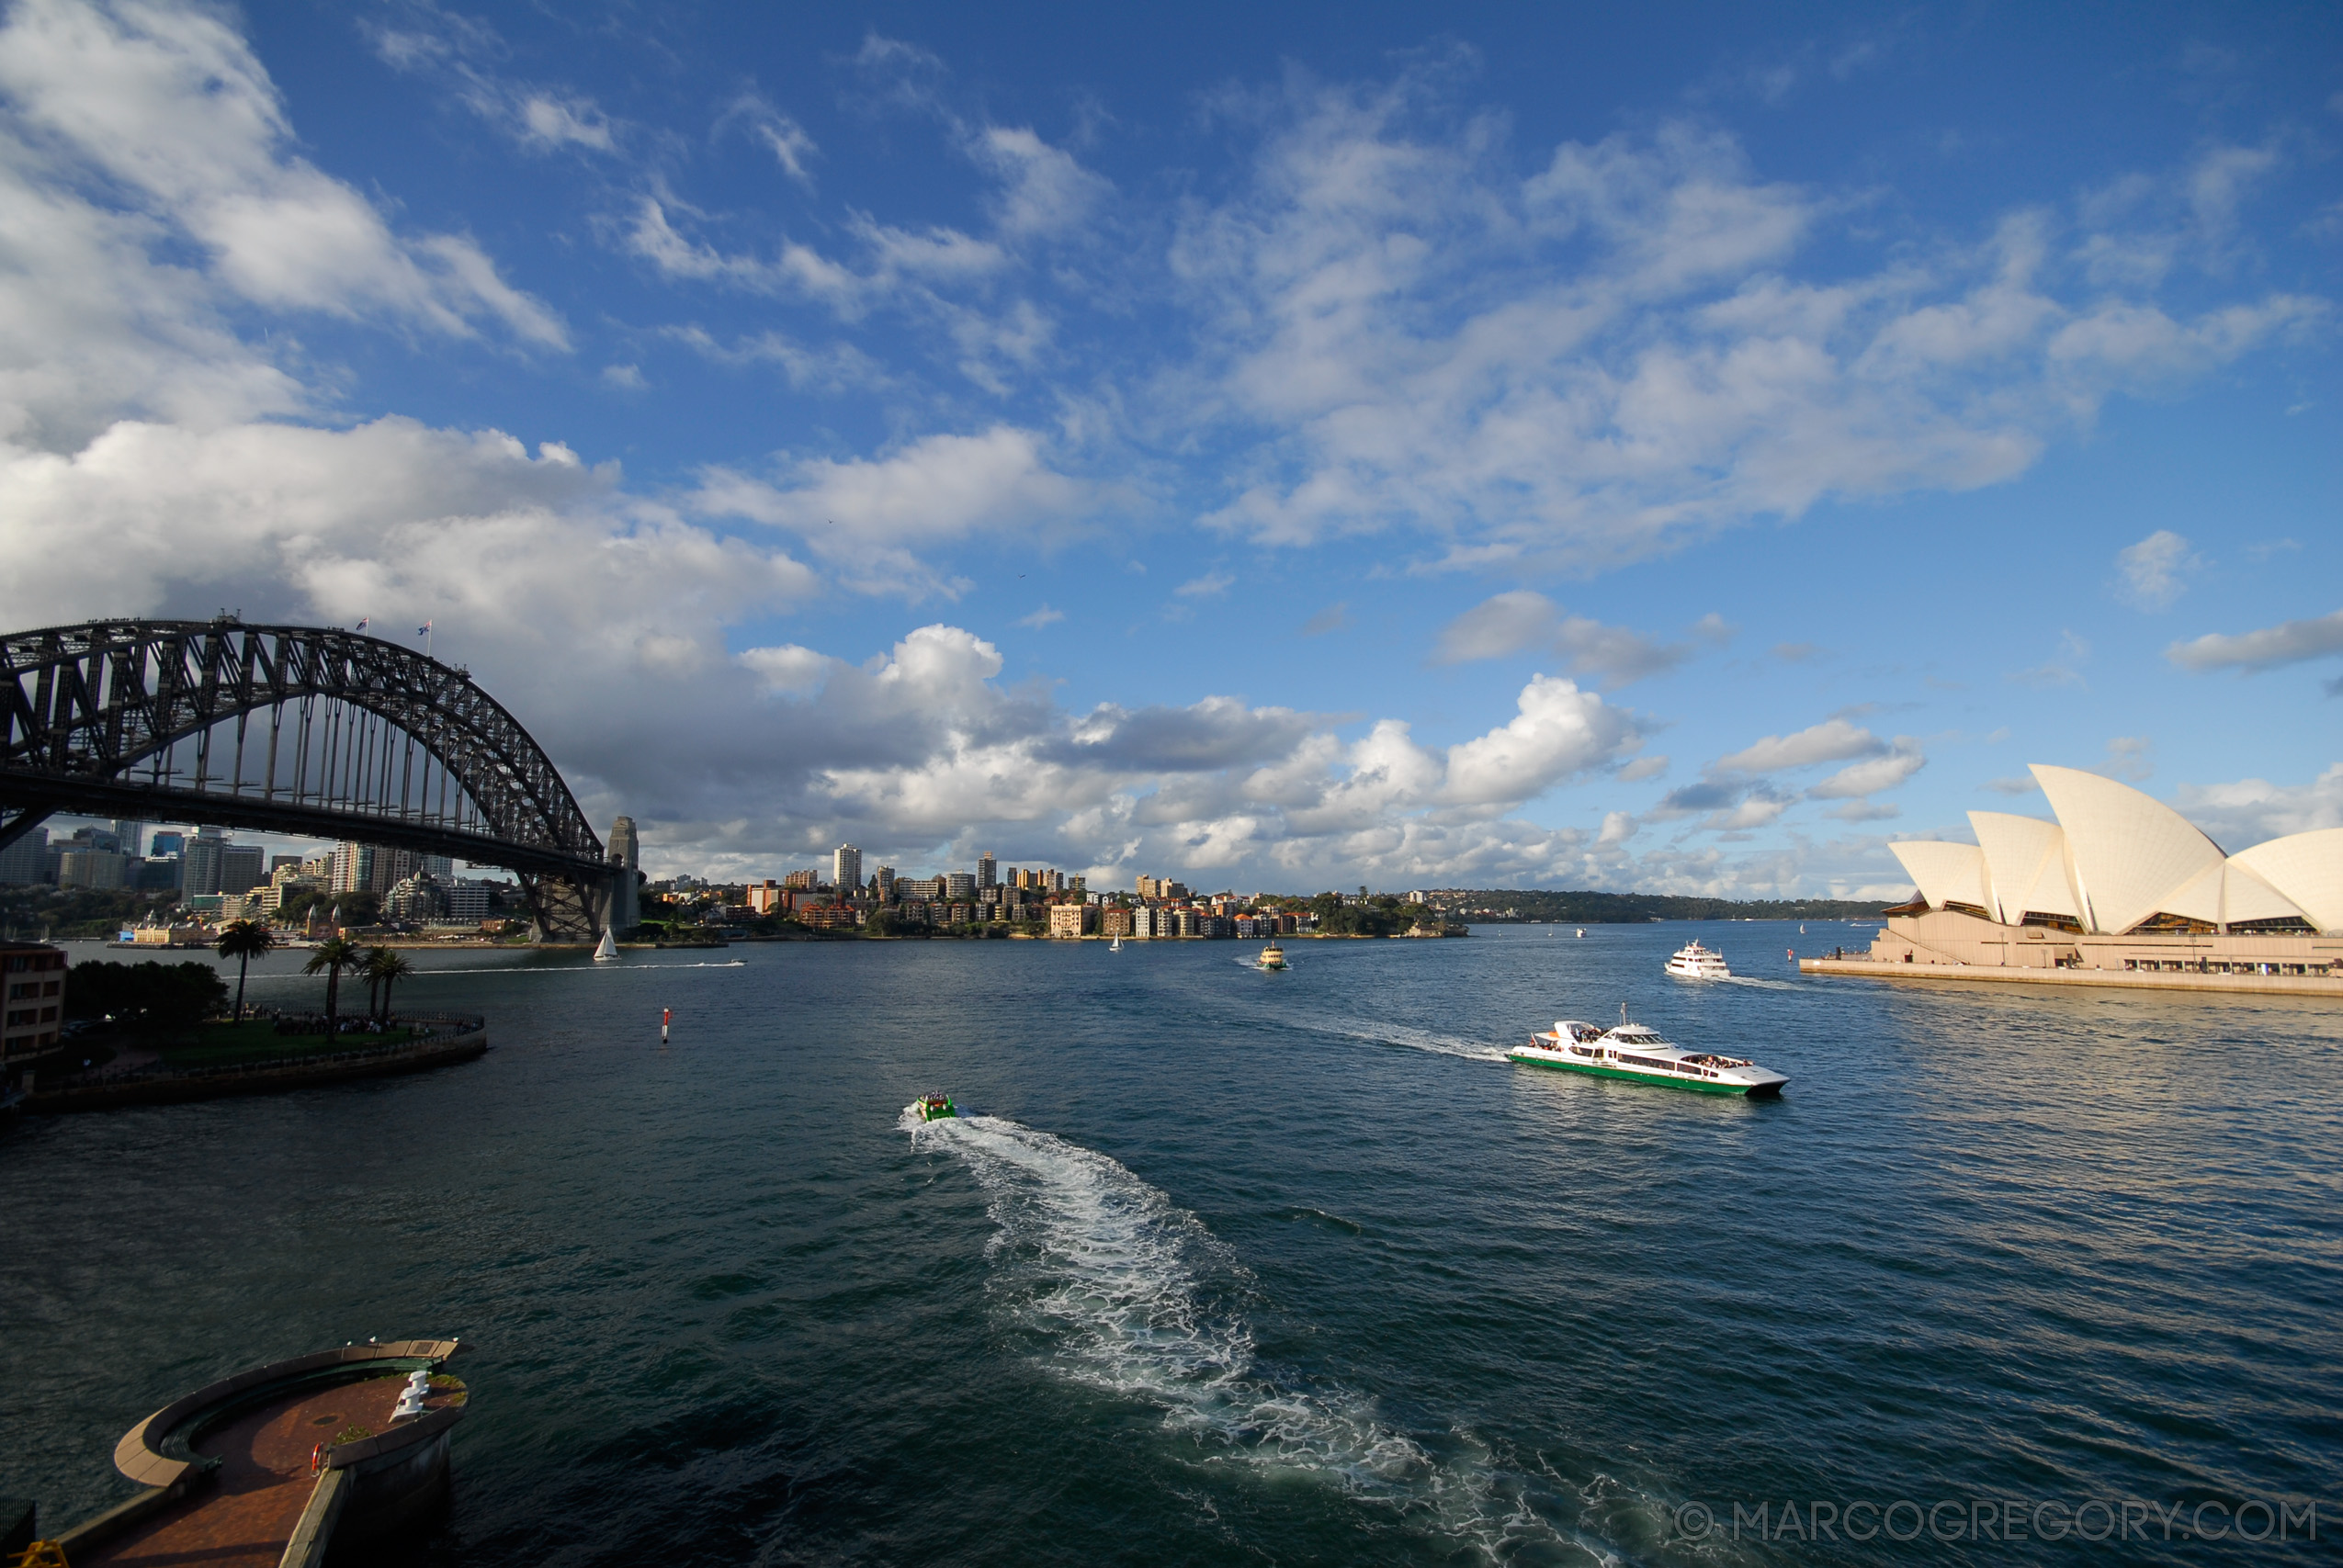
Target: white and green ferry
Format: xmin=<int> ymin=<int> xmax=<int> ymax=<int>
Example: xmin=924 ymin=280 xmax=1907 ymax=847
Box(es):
xmin=1510 ymin=1009 xmax=1786 ymax=1097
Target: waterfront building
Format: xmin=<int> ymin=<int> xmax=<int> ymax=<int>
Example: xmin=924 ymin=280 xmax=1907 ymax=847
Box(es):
xmin=384 ymin=875 xmax=447 ymax=922
xmin=1048 ymin=903 xmax=1097 ymax=938
xmin=1102 ymin=908 xmax=1134 ymax=939
xmin=443 ymin=880 xmax=493 ymax=924
xmin=834 ymin=844 xmax=863 ymax=894
xmin=1838 ymin=764 xmax=2343 ymax=993
xmin=2 ymin=940 xmax=66 ymax=1097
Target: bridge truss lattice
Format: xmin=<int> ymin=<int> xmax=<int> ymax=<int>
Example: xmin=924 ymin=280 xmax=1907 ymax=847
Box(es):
xmin=0 ymin=618 xmax=615 ymax=939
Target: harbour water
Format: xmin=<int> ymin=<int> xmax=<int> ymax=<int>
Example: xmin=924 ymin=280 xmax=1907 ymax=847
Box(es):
xmin=5 ymin=923 xmax=2338 ymax=1563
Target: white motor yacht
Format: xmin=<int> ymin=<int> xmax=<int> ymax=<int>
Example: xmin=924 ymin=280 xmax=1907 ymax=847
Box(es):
xmin=1663 ymin=940 xmax=1730 ymax=979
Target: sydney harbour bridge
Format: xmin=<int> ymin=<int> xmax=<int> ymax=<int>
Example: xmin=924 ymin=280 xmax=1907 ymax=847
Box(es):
xmin=0 ymin=617 xmax=637 ymax=941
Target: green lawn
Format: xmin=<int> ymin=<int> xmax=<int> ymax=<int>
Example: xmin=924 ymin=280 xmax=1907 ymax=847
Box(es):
xmin=157 ymin=1021 xmax=423 ymax=1069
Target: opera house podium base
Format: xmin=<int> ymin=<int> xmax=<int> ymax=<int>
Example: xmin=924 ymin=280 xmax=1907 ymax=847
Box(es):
xmin=1805 ymin=908 xmax=2343 ymax=1000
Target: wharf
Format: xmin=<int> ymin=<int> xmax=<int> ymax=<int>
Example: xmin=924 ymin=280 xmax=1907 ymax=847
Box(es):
xmin=48 ymin=1340 xmax=466 ymax=1568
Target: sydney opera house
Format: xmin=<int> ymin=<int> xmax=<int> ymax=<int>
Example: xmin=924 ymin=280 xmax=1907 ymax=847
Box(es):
xmin=1809 ymin=764 xmax=2342 ymax=996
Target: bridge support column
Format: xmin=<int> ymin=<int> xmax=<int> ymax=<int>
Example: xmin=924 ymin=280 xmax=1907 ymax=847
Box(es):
xmin=519 ymin=873 xmax=602 ymax=944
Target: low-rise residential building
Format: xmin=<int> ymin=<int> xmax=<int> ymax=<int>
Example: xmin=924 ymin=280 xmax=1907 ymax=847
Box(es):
xmin=1048 ymin=903 xmax=1097 ymax=938
xmin=1102 ymin=907 xmax=1135 ymax=939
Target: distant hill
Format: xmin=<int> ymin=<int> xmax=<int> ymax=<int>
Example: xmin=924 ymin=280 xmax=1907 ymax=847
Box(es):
xmin=1433 ymin=890 xmax=1890 ymax=923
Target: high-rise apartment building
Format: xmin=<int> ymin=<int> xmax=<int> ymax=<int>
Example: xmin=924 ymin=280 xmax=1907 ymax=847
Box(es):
xmin=834 ymin=843 xmax=862 ymax=892
xmin=978 ymin=853 xmax=997 ymax=888
xmin=329 ymin=841 xmax=375 ymax=894
xmin=183 ymin=829 xmax=225 ymax=897
xmin=219 ymin=844 xmax=265 ymax=895
xmin=0 ymin=827 xmax=48 ymax=886
xmin=946 ymin=872 xmax=976 ymax=900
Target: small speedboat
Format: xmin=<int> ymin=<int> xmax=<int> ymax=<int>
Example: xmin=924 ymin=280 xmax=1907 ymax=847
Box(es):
xmin=1664 ymin=940 xmax=1730 ymax=979
xmin=908 ymin=1092 xmax=957 ymax=1122
xmin=1255 ymin=943 xmax=1288 ymax=971
xmin=1511 ymin=1005 xmax=1785 ymax=1097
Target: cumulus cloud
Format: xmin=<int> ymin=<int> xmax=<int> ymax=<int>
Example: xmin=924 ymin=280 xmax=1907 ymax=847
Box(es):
xmin=2114 ymin=529 xmax=2198 ymax=608
xmin=1431 ymin=591 xmax=1689 ymax=684
xmin=2167 ymin=608 xmax=2343 ymax=673
xmin=2174 ymin=762 xmax=2343 ymax=850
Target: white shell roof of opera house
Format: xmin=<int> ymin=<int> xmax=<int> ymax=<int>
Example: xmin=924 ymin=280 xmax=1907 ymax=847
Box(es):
xmin=1886 ymin=764 xmax=2343 ymax=936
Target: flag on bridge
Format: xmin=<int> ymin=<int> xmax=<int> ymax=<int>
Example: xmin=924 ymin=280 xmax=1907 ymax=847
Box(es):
xmin=417 ymin=621 xmax=433 ymax=636
xmin=353 ymin=616 xmax=368 ymax=632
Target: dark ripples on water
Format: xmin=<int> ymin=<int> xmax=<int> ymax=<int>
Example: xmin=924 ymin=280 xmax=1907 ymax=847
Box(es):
xmin=4 ymin=925 xmax=2338 ymax=1564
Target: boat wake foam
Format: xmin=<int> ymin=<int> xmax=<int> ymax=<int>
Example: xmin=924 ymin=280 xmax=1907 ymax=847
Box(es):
xmin=1318 ymin=1021 xmax=1507 ymax=1064
xmin=909 ymin=1112 xmax=1570 ymax=1559
xmin=1720 ymin=975 xmax=1799 ymax=991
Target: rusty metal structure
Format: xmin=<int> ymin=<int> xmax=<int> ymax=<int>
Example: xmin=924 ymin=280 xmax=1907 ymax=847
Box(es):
xmin=0 ymin=618 xmax=614 ymax=939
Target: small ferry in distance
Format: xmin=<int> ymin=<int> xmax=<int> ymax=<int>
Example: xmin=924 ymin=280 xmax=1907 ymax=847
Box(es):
xmin=1664 ymin=940 xmax=1730 ymax=979
xmin=1255 ymin=943 xmax=1288 ymax=971
xmin=1510 ymin=1008 xmax=1786 ymax=1097
xmin=908 ymin=1092 xmax=957 ymax=1122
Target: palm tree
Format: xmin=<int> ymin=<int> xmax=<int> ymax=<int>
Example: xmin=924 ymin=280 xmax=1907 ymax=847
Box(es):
xmin=303 ymin=937 xmax=361 ymax=1037
xmin=214 ymin=919 xmax=277 ymax=1022
xmin=368 ymin=947 xmax=415 ymax=1022
xmin=361 ymin=944 xmax=390 ymax=1020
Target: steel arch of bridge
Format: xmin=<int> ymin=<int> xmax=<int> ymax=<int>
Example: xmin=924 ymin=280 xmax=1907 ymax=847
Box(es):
xmin=1 ymin=618 xmax=614 ymax=939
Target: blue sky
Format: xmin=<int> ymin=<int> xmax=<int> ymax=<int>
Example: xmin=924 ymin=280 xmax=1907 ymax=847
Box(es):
xmin=3 ymin=0 xmax=2338 ymax=893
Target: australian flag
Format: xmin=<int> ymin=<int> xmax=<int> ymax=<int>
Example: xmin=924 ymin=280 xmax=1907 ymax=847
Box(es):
xmin=353 ymin=615 xmax=369 ymax=632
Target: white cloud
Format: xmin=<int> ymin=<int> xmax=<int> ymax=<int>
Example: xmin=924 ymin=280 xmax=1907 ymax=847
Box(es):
xmin=1443 ymin=674 xmax=1643 ymax=807
xmin=518 ymin=93 xmax=615 ymax=152
xmin=1015 ymin=604 xmax=1064 ymax=628
xmin=1806 ymin=740 xmax=1926 ymax=799
xmin=1176 ymin=570 xmax=1234 ymax=599
xmin=1714 ymin=717 xmax=1882 ymax=774
xmin=2175 ymin=763 xmax=2343 ymax=851
xmin=1173 ymin=80 xmax=2326 ymax=570
xmin=2167 ymin=608 xmax=2343 ymax=672
xmin=0 ymin=0 xmax=567 ymax=363
xmin=2114 ymin=529 xmax=2196 ymax=608
xmin=1431 ymin=590 xmax=1689 ymax=684
xmin=692 ymin=426 xmax=1093 ymax=595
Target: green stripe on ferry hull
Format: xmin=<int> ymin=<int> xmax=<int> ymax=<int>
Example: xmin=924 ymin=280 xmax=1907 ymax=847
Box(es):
xmin=1506 ymin=1053 xmax=1772 ymax=1096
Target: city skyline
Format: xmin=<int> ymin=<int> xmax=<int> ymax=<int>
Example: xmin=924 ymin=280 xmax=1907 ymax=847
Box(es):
xmin=0 ymin=3 xmax=2336 ymax=896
